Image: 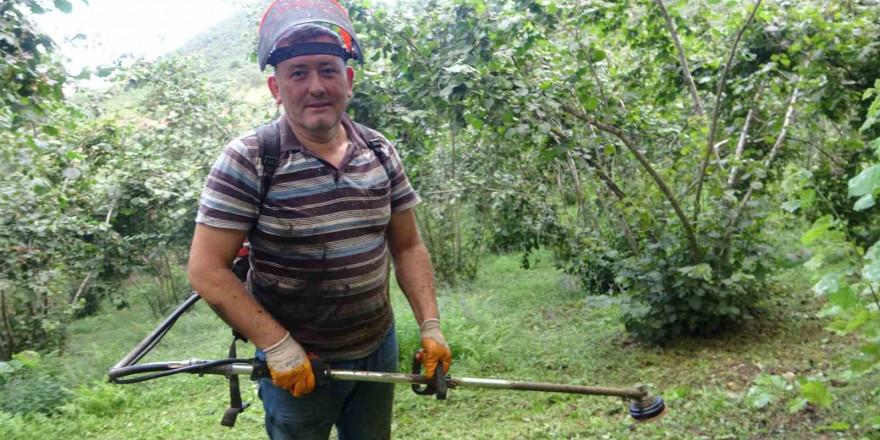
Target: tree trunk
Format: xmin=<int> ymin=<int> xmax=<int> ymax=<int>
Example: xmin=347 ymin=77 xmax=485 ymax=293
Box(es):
xmin=565 ymin=150 xmax=586 ymax=222
xmin=1 ymin=289 xmax=17 ymax=358
xmin=71 ymin=201 xmax=116 ymax=305
xmin=163 ymin=252 xmax=178 ymax=302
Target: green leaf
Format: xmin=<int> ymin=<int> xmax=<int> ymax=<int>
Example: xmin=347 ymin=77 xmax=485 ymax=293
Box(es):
xmin=746 ymin=374 xmax=786 ymax=409
xmin=781 ymin=200 xmax=802 ymax=213
xmin=746 ymin=386 xmax=774 ymax=408
xmin=848 ymin=165 xmax=880 ymax=197
xmin=96 ymin=66 xmax=116 ymax=78
xmin=853 ymin=194 xmax=875 ymax=211
xmin=800 ymin=381 xmax=832 ymax=408
xmin=54 ymin=0 xmax=73 ymax=13
xmin=863 ymin=259 xmax=880 ymax=283
xmin=788 ymin=398 xmax=808 ymax=413
xmin=584 ymin=97 xmax=599 ymax=111
xmin=27 ymin=1 xmax=46 ymax=13
xmin=591 ymin=49 xmax=606 ymax=62
xmin=816 ymin=422 xmax=850 ymax=432
xmin=801 ymin=215 xmax=833 ymax=244
xmin=827 ymin=286 xmax=859 ymax=310
xmin=12 ymin=350 xmax=41 ymax=367
xmin=75 ymin=68 xmax=92 ymax=80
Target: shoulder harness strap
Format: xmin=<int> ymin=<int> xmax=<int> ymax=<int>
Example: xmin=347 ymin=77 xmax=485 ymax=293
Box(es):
xmin=354 ymin=122 xmax=395 ymax=182
xmin=254 ymin=121 xmax=281 ymax=204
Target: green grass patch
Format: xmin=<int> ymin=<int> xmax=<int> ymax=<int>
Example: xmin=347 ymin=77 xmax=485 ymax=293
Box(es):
xmin=1 ymin=251 xmax=877 ymax=439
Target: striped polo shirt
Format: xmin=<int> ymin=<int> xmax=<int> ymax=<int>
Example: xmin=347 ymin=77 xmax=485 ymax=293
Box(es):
xmin=196 ymin=114 xmax=420 ymax=361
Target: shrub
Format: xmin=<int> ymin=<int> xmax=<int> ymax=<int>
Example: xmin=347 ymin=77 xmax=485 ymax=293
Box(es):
xmin=617 ymin=223 xmax=775 ymax=343
xmin=0 ymin=351 xmax=71 ymax=415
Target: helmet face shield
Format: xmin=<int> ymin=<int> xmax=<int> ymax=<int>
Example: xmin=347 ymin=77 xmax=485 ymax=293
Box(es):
xmin=258 ymin=0 xmax=364 ymax=71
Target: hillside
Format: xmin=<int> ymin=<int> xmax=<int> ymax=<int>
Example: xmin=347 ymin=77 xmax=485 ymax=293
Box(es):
xmin=172 ymin=9 xmax=263 ymax=89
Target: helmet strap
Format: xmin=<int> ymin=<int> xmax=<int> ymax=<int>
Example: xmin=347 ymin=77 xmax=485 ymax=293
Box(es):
xmin=267 ymin=42 xmax=351 ymax=68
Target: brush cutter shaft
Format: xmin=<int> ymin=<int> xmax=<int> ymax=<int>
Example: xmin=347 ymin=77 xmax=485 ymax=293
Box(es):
xmin=115 ymin=359 xmax=646 ymax=400
xmin=449 ymin=377 xmax=645 ymax=399
xmin=329 ymin=371 xmax=644 ymax=399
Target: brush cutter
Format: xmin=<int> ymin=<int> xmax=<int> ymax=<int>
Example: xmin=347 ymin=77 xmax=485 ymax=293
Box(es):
xmin=109 ymin=293 xmax=667 ymax=428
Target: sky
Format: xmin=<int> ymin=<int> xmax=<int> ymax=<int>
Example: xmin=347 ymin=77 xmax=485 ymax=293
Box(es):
xmin=33 ymin=0 xmax=242 ymax=74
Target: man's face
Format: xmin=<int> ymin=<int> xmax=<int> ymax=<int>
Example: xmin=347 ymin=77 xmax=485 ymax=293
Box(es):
xmin=268 ymin=36 xmax=355 ymax=138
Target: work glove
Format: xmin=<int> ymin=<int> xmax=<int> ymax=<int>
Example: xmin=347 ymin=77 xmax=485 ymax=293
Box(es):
xmin=417 ymin=318 xmax=452 ymax=378
xmin=264 ymin=332 xmax=315 ymax=398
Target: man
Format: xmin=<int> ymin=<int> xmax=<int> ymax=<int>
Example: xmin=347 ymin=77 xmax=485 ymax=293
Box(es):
xmin=187 ymin=1 xmax=451 ymax=439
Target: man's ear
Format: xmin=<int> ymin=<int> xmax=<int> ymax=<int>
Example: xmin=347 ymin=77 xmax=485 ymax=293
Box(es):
xmin=267 ymin=74 xmax=282 ymax=105
xmin=346 ymin=66 xmax=355 ymax=98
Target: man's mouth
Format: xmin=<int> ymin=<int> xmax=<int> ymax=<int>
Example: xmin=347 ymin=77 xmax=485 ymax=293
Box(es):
xmin=306 ymin=102 xmax=331 ymax=109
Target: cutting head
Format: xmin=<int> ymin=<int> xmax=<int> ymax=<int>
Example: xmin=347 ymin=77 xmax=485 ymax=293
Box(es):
xmin=629 ymin=393 xmax=667 ymax=422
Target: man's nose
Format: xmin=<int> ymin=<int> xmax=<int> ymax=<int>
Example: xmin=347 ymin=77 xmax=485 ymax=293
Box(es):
xmin=306 ymin=72 xmax=325 ymax=96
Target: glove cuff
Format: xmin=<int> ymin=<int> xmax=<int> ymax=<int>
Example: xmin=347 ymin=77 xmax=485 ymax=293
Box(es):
xmin=419 ymin=318 xmax=447 ymax=347
xmin=264 ymin=332 xmax=307 ymax=373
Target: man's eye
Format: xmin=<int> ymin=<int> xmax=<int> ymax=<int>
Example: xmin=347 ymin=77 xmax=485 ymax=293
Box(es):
xmin=291 ymin=71 xmax=306 ymax=78
xmin=322 ymin=68 xmax=338 ymax=75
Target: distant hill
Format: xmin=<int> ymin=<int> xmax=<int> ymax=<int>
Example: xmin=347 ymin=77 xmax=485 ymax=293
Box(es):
xmin=173 ymin=9 xmax=264 ymax=89
xmin=91 ymin=8 xmax=272 ymax=119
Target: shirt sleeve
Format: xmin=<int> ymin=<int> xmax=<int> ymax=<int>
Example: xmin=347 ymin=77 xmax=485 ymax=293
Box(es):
xmin=385 ymin=142 xmax=421 ymax=213
xmin=195 ymin=137 xmax=262 ymax=230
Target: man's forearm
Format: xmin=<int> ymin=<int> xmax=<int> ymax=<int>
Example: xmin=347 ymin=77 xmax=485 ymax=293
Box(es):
xmin=190 ymin=267 xmax=288 ymax=349
xmin=391 ymin=242 xmax=439 ymax=324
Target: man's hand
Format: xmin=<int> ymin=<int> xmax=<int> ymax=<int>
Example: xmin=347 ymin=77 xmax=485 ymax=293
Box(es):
xmin=265 ymin=332 xmax=315 ymax=398
xmin=418 ymin=318 xmax=452 ymax=378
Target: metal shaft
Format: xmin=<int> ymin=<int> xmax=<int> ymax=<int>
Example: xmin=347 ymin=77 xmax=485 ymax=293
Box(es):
xmin=325 ymin=370 xmax=647 ymax=399
xmin=115 ymin=360 xmax=649 ymax=400
xmin=450 ymin=376 xmax=645 ymax=399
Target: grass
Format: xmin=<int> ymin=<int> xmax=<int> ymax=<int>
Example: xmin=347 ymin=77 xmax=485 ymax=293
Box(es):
xmin=1 ymin=251 xmax=878 ymax=439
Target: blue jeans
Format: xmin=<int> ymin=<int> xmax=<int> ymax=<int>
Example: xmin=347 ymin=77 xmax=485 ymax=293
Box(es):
xmin=256 ymin=326 xmax=398 ymax=440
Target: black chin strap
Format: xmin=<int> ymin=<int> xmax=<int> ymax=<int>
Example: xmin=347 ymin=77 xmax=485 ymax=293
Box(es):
xmin=267 ymin=42 xmax=351 ymax=67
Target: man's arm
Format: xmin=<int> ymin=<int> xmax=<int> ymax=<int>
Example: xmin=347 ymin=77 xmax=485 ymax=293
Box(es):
xmin=188 ymin=223 xmax=316 ymax=396
xmin=387 ymin=208 xmax=438 ymax=324
xmin=187 ymin=224 xmax=287 ymax=349
xmin=387 ymin=208 xmax=451 ymax=377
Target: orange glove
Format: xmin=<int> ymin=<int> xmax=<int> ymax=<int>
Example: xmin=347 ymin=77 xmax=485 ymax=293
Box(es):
xmin=418 ymin=318 xmax=452 ymax=378
xmin=264 ymin=332 xmax=315 ymax=398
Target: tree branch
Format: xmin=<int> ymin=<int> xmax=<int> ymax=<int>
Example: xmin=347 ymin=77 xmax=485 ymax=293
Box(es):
xmin=788 ymin=136 xmax=846 ymax=169
xmin=655 ymin=0 xmax=705 ymax=116
xmin=722 ymin=87 xmax=798 ymax=252
xmin=561 ymin=104 xmax=701 ymax=263
xmin=548 ymin=126 xmax=627 ymax=200
xmin=693 ymin=0 xmax=763 ymax=221
xmin=728 ymin=80 xmax=766 ymax=188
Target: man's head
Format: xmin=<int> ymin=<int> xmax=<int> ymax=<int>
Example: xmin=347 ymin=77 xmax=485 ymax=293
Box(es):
xmin=267 ymin=24 xmax=355 ymax=139
xmin=258 ymin=0 xmax=363 ymax=140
